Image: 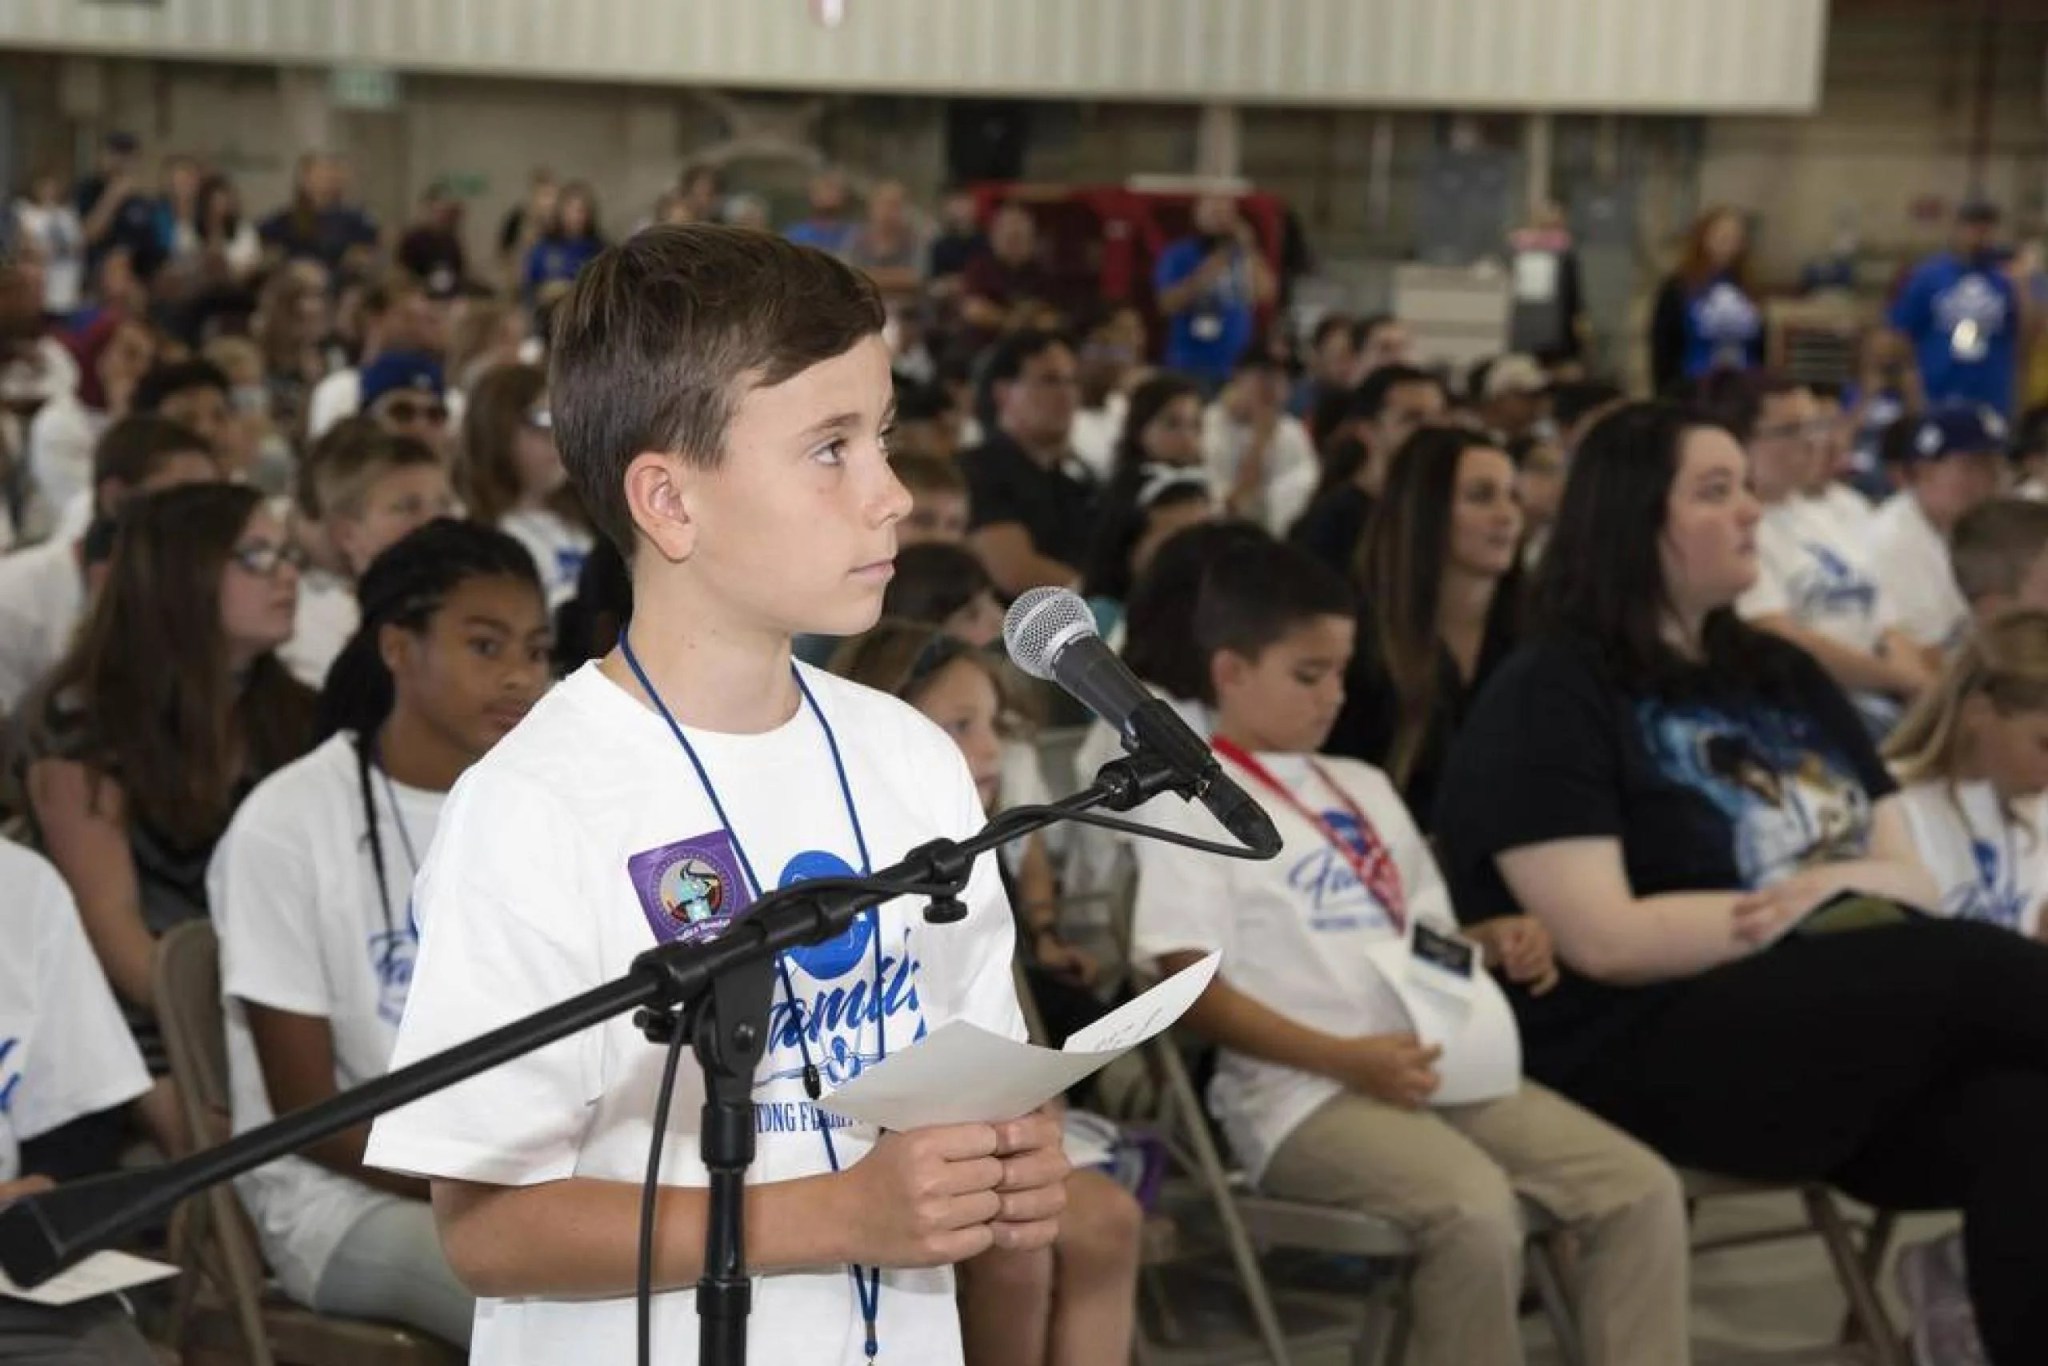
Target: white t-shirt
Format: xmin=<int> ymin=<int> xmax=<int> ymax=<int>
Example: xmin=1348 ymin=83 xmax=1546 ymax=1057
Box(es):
xmin=14 ymin=202 xmax=85 ymax=315
xmin=1069 ymin=393 xmax=1126 ymax=484
xmin=1737 ymin=497 xmax=1894 ymax=652
xmin=305 ymin=369 xmax=362 ymax=443
xmin=26 ymin=394 xmax=107 ymax=531
xmin=1868 ymin=492 xmax=1969 ymax=651
xmin=0 ymin=537 xmax=83 ymax=715
xmin=500 ymin=508 xmax=595 ymax=610
xmin=365 ymin=662 xmax=1024 ymax=1366
xmin=1895 ymin=777 xmax=2048 ymax=937
xmin=1809 ymin=483 xmax=1877 ymax=542
xmin=210 ymin=734 xmax=448 ymax=1302
xmin=280 ymin=572 xmax=360 ymax=691
xmin=0 ymin=839 xmax=151 ymax=1183
xmin=1131 ymin=751 xmax=1461 ymax=1184
xmin=1201 ymin=407 xmax=1319 ymax=538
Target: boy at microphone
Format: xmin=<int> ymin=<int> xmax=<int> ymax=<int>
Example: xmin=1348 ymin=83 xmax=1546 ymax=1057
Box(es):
xmin=1132 ymin=539 xmax=1689 ymax=1366
xmin=365 ymin=225 xmax=1067 ymax=1364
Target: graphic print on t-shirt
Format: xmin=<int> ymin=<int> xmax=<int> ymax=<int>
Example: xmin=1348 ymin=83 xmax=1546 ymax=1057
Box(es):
xmin=367 ymin=912 xmax=418 ymax=1026
xmin=1790 ymin=541 xmax=1878 ymax=621
xmin=0 ymin=1036 xmax=19 ymax=1116
xmin=1690 ymin=281 xmax=1761 ymax=370
xmin=1636 ymin=699 xmax=1873 ymax=887
xmin=1934 ymin=273 xmax=2009 ymax=362
xmin=1285 ymin=808 xmax=1400 ymax=933
xmin=1957 ymin=836 xmax=2029 ymax=931
xmin=627 ymin=829 xmax=750 ymax=947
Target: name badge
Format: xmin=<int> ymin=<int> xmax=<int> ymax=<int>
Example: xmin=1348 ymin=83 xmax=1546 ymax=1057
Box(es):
xmin=1407 ymin=921 xmax=1479 ymax=1007
xmin=1191 ymin=313 xmax=1225 ymax=342
xmin=1952 ymin=318 xmax=1988 ymax=362
xmin=627 ymin=829 xmax=755 ymax=947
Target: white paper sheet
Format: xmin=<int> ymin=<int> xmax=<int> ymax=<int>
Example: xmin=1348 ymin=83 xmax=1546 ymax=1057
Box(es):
xmin=819 ymin=953 xmax=1219 ymax=1130
xmin=1363 ymin=937 xmax=1522 ymax=1107
xmin=0 ymin=1250 xmax=178 ymax=1307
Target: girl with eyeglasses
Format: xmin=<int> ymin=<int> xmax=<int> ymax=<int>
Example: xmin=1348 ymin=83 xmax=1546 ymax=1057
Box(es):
xmin=829 ymin=620 xmax=1143 ymax=1366
xmin=210 ymin=518 xmax=551 ymax=1347
xmin=456 ymin=362 xmax=594 ymax=609
xmin=16 ymin=482 xmax=315 ymax=1152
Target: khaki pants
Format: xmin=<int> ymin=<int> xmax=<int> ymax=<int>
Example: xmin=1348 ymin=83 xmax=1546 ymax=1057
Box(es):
xmin=1260 ymin=1082 xmax=1689 ymax=1366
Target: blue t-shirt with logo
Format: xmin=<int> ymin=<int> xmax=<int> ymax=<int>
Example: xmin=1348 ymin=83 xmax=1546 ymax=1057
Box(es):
xmin=1889 ymin=251 xmax=2019 ymax=417
xmin=1681 ymin=275 xmax=1764 ymax=380
xmin=1155 ymin=236 xmax=1257 ymax=385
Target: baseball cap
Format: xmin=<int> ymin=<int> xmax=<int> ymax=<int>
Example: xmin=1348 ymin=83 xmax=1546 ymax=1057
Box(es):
xmin=1483 ymin=353 xmax=1548 ymax=401
xmin=1911 ymin=401 xmax=2008 ymax=462
xmin=359 ymin=351 xmax=446 ymax=411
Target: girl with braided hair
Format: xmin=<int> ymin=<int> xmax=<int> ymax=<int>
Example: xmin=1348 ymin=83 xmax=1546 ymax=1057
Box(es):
xmin=208 ymin=518 xmax=551 ymax=1346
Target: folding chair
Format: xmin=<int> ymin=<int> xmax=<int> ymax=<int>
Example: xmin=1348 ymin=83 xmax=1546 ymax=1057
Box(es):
xmin=1681 ymin=1168 xmax=1904 ymax=1366
xmin=152 ymin=920 xmax=463 ymax=1366
xmin=1136 ymin=1031 xmax=1586 ymax=1366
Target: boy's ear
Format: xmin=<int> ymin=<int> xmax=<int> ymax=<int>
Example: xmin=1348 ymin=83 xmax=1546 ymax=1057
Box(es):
xmin=622 ymin=450 xmax=697 ymax=564
xmin=1211 ymin=647 xmax=1250 ymax=702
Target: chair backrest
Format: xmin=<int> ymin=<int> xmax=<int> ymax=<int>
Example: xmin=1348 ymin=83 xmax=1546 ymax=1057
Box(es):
xmin=153 ymin=919 xmax=280 ymax=1366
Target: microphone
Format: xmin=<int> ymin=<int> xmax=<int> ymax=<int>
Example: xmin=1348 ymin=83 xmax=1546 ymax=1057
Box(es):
xmin=1003 ymin=587 xmax=1282 ymax=858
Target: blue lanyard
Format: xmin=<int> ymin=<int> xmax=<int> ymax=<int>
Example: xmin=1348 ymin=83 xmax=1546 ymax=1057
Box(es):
xmin=617 ymin=631 xmax=887 ymax=1361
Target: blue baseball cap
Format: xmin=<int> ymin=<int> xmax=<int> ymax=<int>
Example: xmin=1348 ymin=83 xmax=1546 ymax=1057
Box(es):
xmin=1911 ymin=401 xmax=2008 ymax=463
xmin=358 ymin=351 xmax=445 ymax=412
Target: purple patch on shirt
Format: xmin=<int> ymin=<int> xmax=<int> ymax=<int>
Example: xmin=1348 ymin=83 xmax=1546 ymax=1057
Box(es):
xmin=627 ymin=830 xmax=755 ymax=946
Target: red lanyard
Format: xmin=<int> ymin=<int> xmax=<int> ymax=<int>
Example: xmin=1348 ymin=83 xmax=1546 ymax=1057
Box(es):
xmin=1211 ymin=737 xmax=1408 ymax=929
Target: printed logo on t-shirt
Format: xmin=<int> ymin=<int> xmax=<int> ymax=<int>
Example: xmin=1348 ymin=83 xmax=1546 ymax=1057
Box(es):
xmin=764 ymin=849 xmax=926 ymax=1097
xmin=368 ymin=909 xmax=419 ymax=1026
xmin=1635 ymin=699 xmax=1873 ymax=888
xmin=1934 ymin=274 xmax=2009 ymax=358
xmin=1693 ymin=281 xmax=1761 ymax=356
xmin=1791 ymin=541 xmax=1878 ymax=620
xmin=0 ymin=1036 xmax=19 ymax=1115
xmin=1285 ymin=809 xmax=1400 ymax=933
xmin=1954 ymin=838 xmax=2029 ymax=931
xmin=627 ymin=830 xmax=752 ymax=947
xmin=554 ymin=546 xmax=588 ymax=586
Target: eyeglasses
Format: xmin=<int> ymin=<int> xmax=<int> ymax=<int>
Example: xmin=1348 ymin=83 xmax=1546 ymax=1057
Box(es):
xmin=230 ymin=541 xmax=308 ymax=577
xmin=382 ymin=398 xmax=449 ymax=426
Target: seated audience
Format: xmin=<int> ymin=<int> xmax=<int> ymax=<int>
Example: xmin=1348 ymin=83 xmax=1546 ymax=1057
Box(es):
xmin=456 ymin=361 xmax=593 ymax=607
xmin=1081 ymin=374 xmax=1216 ymax=612
xmin=1869 ymin=401 xmax=2008 ymax=651
xmin=28 ymin=315 xmax=154 ymax=535
xmin=1801 ymin=380 xmax=1876 ymax=538
xmin=961 ymin=203 xmax=1061 ymax=346
xmin=18 ymin=483 xmax=314 ymax=1151
xmin=306 ymin=279 xmax=436 ymax=441
xmin=893 ymin=451 xmax=971 ymax=547
xmin=0 ymin=415 xmax=220 ymax=714
xmin=212 ymin=519 xmax=550 ymax=1347
xmin=522 ymin=181 xmax=605 ymax=304
xmin=0 ymin=837 xmax=157 ymax=1366
xmin=1325 ymin=428 xmax=1524 ymax=828
xmin=1290 ymin=364 xmax=1446 ymax=575
xmin=1135 ymin=537 xmax=1688 ymax=1366
xmin=882 ymin=542 xmax=1003 ymax=649
xmin=1290 ymin=313 xmax=1357 ymax=421
xmin=890 ymin=377 xmax=963 ymax=464
xmin=1952 ymin=498 xmax=2048 ymax=630
xmin=1204 ymin=355 xmax=1318 ymax=535
xmin=1478 ymin=352 xmax=1549 ymax=445
xmin=281 ymin=419 xmax=456 ymax=689
xmin=1509 ymin=430 xmax=1568 ymax=567
xmin=829 ymin=621 xmax=1142 ymax=1366
xmin=1432 ymin=400 xmax=2048 ymax=1366
xmin=357 ymin=350 xmax=452 ymax=458
xmin=959 ymin=329 xmax=1099 ymax=597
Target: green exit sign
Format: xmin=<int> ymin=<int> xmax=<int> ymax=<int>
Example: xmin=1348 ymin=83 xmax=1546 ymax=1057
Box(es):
xmin=330 ymin=65 xmax=400 ymax=111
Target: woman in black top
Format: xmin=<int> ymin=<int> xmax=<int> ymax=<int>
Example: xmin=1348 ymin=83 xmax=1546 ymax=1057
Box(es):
xmin=1080 ymin=373 xmax=1216 ymax=611
xmin=1323 ymin=427 xmax=1522 ymax=826
xmin=1434 ymin=401 xmax=2048 ymax=1365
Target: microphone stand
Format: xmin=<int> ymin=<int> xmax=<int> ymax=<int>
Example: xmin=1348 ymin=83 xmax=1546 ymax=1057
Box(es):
xmin=0 ymin=750 xmax=1193 ymax=1366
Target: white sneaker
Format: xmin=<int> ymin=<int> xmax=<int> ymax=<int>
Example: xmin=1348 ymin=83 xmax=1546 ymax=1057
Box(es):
xmin=1896 ymin=1234 xmax=1989 ymax=1366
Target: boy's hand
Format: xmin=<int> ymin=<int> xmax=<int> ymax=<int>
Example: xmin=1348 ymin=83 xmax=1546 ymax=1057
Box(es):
xmin=1332 ymin=1033 xmax=1441 ymax=1110
xmin=1467 ymin=916 xmax=1561 ymax=995
xmin=842 ymin=1123 xmax=1007 ymax=1268
xmin=987 ymin=1107 xmax=1069 ymax=1253
xmin=0 ymin=1174 xmax=53 ymax=1208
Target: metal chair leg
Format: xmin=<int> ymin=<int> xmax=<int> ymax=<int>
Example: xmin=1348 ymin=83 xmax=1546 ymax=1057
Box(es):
xmin=1805 ymin=1188 xmax=1906 ymax=1366
xmin=1528 ymin=1236 xmax=1587 ymax=1366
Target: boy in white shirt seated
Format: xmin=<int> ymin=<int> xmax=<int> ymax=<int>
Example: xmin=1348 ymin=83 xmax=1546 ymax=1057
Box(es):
xmin=1950 ymin=497 xmax=2048 ymax=633
xmin=1133 ymin=539 xmax=1689 ymax=1366
xmin=363 ymin=225 xmax=1068 ymax=1365
xmin=279 ymin=419 xmax=457 ymax=690
xmin=1869 ymin=402 xmax=2009 ymax=652
xmin=0 ymin=837 xmax=157 ymax=1366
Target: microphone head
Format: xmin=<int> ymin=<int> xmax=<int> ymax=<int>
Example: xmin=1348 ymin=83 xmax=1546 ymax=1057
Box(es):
xmin=1002 ymin=587 xmax=1098 ymax=683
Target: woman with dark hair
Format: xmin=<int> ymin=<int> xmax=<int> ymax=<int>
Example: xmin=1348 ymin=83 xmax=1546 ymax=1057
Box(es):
xmin=1434 ymin=401 xmax=2048 ymax=1366
xmin=196 ymin=173 xmax=262 ymax=282
xmin=211 ymin=519 xmax=548 ymax=1348
xmin=28 ymin=314 xmax=155 ymax=525
xmin=883 ymin=542 xmax=1003 ymax=649
xmin=1648 ymin=208 xmax=1763 ymax=396
xmin=456 ymin=361 xmax=593 ymax=607
xmin=1079 ymin=374 xmax=1216 ymax=610
xmin=522 ymin=182 xmax=605 ymax=304
xmin=1323 ymin=427 xmax=1523 ymax=826
xmin=18 ymin=482 xmax=315 ymax=1149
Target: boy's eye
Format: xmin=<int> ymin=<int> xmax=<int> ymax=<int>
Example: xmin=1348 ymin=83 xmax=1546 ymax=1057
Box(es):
xmin=813 ymin=438 xmax=850 ymax=466
xmin=470 ymin=637 xmax=503 ymax=659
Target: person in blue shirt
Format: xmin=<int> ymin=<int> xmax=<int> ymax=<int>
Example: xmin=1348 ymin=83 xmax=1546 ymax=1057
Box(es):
xmin=1648 ymin=207 xmax=1763 ymax=396
xmin=521 ymin=182 xmax=606 ymax=304
xmin=783 ymin=169 xmax=860 ymax=259
xmin=1889 ymin=200 xmax=2029 ymax=420
xmin=1154 ymin=195 xmax=1276 ymax=393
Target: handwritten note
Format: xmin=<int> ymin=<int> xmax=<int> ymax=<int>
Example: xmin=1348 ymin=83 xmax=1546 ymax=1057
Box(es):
xmin=820 ymin=953 xmax=1218 ymax=1130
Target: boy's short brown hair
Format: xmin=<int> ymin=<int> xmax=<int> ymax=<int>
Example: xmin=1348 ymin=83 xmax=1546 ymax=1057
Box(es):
xmin=301 ymin=416 xmax=442 ymax=521
xmin=1952 ymin=498 xmax=2048 ymax=603
xmin=548 ymin=225 xmax=885 ymax=552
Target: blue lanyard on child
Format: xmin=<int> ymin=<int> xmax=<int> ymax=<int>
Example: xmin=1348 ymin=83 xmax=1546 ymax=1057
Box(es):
xmin=618 ymin=631 xmax=887 ymax=1362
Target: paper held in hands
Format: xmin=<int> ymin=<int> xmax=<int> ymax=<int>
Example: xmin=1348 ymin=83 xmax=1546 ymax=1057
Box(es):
xmin=1362 ymin=922 xmax=1522 ymax=1107
xmin=0 ymin=1249 xmax=177 ymax=1307
xmin=819 ymin=952 xmax=1220 ymax=1130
